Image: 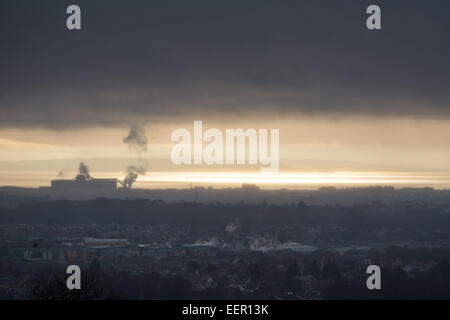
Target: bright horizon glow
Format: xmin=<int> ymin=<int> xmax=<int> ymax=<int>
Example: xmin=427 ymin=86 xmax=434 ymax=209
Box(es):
xmin=138 ymin=171 xmax=450 ymax=187
xmin=2 ymin=171 xmax=450 ymax=189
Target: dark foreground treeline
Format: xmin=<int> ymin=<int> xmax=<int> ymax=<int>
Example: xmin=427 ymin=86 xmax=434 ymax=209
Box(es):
xmin=324 ymin=261 xmax=450 ymax=299
xmin=20 ymin=259 xmax=450 ymax=300
xmin=1 ymin=197 xmax=450 ymax=231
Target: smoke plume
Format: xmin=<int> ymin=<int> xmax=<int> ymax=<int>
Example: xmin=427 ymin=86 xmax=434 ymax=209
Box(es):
xmin=123 ymin=165 xmax=146 ymax=188
xmin=79 ymin=162 xmax=92 ymax=179
xmin=225 ymin=221 xmax=240 ymax=234
xmin=123 ymin=125 xmax=148 ymax=153
xmin=57 ymin=169 xmax=65 ymax=178
xmin=122 ymin=125 xmax=149 ymax=189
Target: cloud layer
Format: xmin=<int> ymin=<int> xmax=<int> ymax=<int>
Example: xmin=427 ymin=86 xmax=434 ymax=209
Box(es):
xmin=1 ymin=0 xmax=449 ymax=128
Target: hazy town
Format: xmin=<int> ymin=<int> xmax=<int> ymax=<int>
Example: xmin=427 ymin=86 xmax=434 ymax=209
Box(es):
xmin=1 ymin=180 xmax=450 ymax=299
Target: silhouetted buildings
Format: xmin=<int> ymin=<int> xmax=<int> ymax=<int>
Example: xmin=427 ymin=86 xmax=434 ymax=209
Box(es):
xmin=50 ymin=174 xmax=117 ymax=196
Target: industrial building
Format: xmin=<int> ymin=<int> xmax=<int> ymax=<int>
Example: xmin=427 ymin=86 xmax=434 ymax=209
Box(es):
xmin=51 ymin=173 xmax=117 ymax=195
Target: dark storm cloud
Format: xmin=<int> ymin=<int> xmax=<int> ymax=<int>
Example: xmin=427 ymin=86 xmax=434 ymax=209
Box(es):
xmin=0 ymin=0 xmax=449 ymax=128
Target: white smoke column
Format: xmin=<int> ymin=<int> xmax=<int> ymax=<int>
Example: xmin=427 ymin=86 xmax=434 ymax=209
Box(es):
xmin=225 ymin=222 xmax=240 ymax=234
xmin=57 ymin=169 xmax=65 ymax=178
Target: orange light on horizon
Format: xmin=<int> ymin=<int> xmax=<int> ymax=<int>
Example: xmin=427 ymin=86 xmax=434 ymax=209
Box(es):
xmin=137 ymin=171 xmax=450 ymax=186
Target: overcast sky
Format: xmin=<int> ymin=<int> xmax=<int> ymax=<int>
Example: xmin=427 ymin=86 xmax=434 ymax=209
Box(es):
xmin=1 ymin=0 xmax=450 ymax=129
xmin=1 ymin=0 xmax=450 ymax=181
